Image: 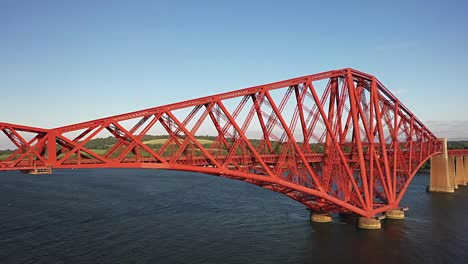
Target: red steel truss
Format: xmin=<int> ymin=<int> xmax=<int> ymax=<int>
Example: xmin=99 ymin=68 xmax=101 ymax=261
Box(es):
xmin=0 ymin=68 xmax=442 ymax=217
xmin=447 ymin=149 xmax=468 ymax=156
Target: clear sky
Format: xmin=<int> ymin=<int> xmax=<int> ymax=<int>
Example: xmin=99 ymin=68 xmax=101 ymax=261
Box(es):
xmin=1 ymin=0 xmax=467 ymax=138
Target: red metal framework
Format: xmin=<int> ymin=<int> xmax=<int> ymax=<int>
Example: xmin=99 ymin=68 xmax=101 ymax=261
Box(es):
xmin=0 ymin=68 xmax=442 ymax=217
xmin=447 ymin=150 xmax=468 ymax=156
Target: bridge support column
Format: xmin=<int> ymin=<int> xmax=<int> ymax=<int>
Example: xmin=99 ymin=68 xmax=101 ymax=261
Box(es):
xmin=429 ymin=138 xmax=455 ymax=193
xmin=309 ymin=212 xmax=332 ymax=223
xmin=464 ymin=156 xmax=468 ymax=185
xmin=448 ymin=156 xmax=457 ymax=189
xmin=455 ymin=156 xmax=466 ymax=186
xmin=357 ymin=217 xmax=381 ymax=230
xmin=385 ymin=209 xmax=405 ymax=220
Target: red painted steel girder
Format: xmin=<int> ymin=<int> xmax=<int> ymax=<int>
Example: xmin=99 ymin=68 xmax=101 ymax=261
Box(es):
xmin=447 ymin=149 xmax=468 ymax=156
xmin=0 ymin=68 xmax=442 ymax=217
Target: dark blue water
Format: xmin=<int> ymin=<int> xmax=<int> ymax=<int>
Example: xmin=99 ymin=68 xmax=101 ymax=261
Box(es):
xmin=0 ymin=169 xmax=467 ymax=264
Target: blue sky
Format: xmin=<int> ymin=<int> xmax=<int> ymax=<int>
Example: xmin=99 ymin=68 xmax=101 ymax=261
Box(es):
xmin=1 ymin=0 xmax=467 ymax=138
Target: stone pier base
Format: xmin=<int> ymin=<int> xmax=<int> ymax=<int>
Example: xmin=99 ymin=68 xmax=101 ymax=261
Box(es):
xmin=455 ymin=156 xmax=467 ymax=186
xmin=357 ymin=217 xmax=381 ymax=230
xmin=464 ymin=156 xmax=468 ymax=185
xmin=309 ymin=212 xmax=332 ymax=223
xmin=448 ymin=156 xmax=458 ymax=189
xmin=429 ymin=138 xmax=455 ymax=193
xmin=385 ymin=209 xmax=405 ymax=220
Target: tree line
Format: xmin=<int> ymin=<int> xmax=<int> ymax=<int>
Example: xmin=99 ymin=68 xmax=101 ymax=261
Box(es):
xmin=1 ymin=139 xmax=468 ymax=162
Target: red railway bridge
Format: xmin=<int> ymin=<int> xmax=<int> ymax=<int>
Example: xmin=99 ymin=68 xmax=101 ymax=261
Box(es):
xmin=1 ymin=68 xmax=466 ymax=229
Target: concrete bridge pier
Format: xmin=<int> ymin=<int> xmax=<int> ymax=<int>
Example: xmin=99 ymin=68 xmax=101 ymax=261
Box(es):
xmin=448 ymin=156 xmax=458 ymax=189
xmin=464 ymin=156 xmax=468 ymax=185
xmin=385 ymin=209 xmax=406 ymax=220
xmin=455 ymin=156 xmax=467 ymax=186
xmin=309 ymin=211 xmax=332 ymax=223
xmin=309 ymin=211 xmax=383 ymax=230
xmin=357 ymin=217 xmax=381 ymax=230
xmin=428 ymin=138 xmax=455 ymax=193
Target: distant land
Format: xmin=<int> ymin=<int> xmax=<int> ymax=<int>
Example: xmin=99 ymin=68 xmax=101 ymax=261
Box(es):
xmin=1 ymin=135 xmax=468 ymax=162
xmin=81 ymin=137 xmax=468 ymax=152
xmin=445 ymin=141 xmax=468 ymax=149
xmin=449 ymin=137 xmax=468 ymax=141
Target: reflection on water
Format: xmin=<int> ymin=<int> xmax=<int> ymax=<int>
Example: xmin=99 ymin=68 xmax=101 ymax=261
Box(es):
xmin=0 ymin=169 xmax=467 ymax=263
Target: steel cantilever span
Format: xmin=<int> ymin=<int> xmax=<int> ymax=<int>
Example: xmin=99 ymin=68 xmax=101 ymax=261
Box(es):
xmin=0 ymin=68 xmax=442 ymax=218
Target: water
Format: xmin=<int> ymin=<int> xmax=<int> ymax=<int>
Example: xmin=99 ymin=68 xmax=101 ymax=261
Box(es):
xmin=0 ymin=169 xmax=467 ymax=264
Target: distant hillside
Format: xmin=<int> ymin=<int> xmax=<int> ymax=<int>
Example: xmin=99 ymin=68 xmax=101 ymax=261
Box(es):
xmin=81 ymin=138 xmax=468 ymax=151
xmin=447 ymin=141 xmax=468 ymax=150
xmin=449 ymin=138 xmax=468 ymax=141
xmin=83 ymin=135 xmax=217 ymax=149
xmin=2 ymin=139 xmax=468 ymax=166
xmin=2 ymin=138 xmax=468 ymax=153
